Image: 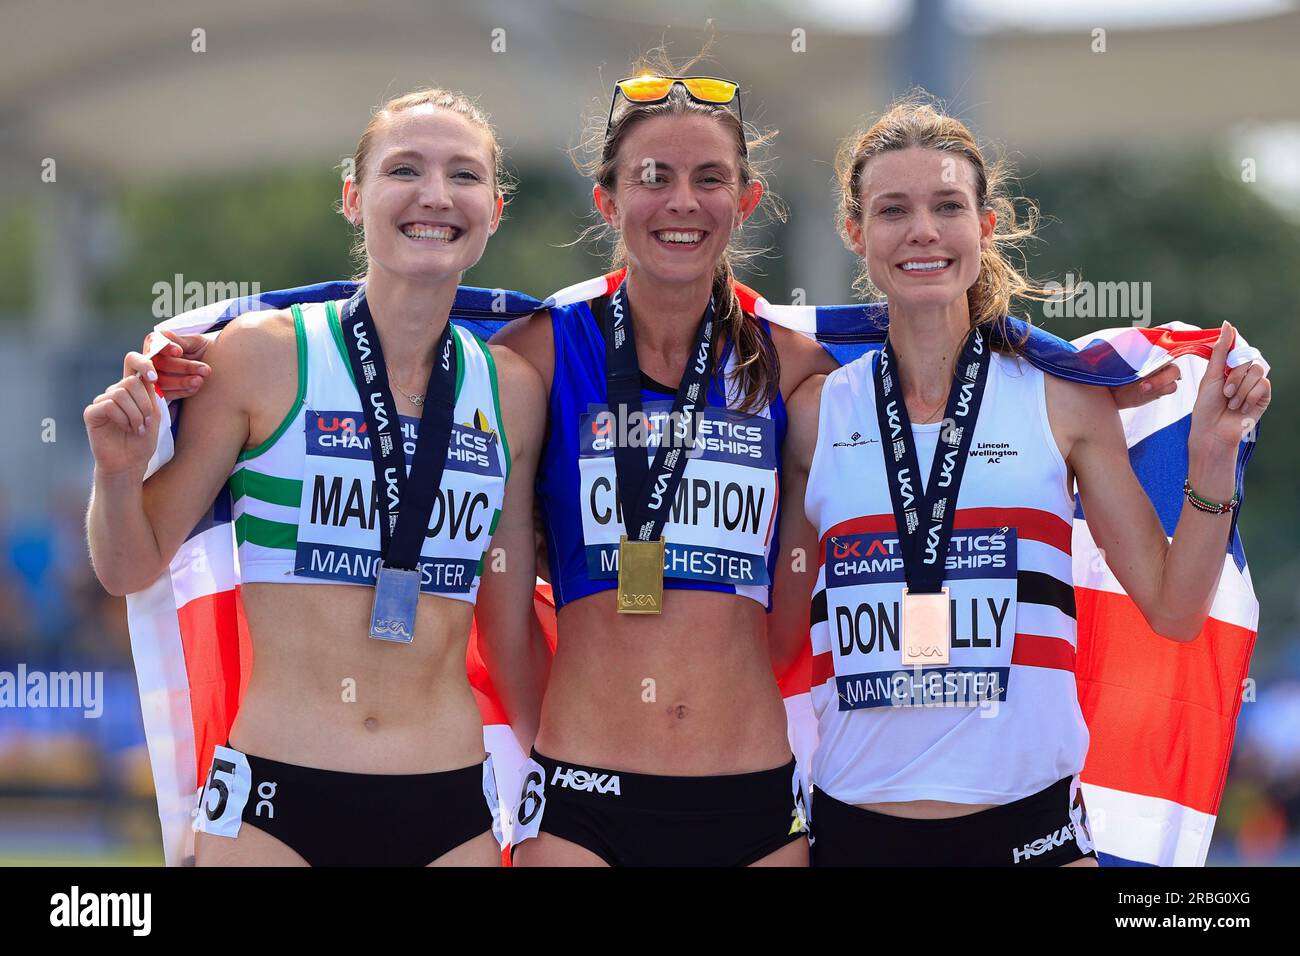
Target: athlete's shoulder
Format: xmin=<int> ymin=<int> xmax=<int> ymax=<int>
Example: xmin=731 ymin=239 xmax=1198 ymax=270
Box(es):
xmin=489 ymin=308 xmax=555 ymax=384
xmin=1043 ymin=365 xmax=1121 ymax=453
xmin=488 ymin=341 xmax=545 ymax=395
xmin=769 ymin=323 xmax=838 ymax=400
xmin=204 ymin=307 xmax=297 ymax=382
xmin=490 ymin=307 xmax=552 ymax=349
xmin=488 ymin=341 xmax=547 ymax=453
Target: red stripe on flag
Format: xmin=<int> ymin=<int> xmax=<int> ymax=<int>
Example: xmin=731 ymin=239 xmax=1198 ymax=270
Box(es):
xmin=1134 ymin=325 xmax=1223 ymax=361
xmin=818 ymin=507 xmax=1072 ymax=566
xmin=1075 ymin=587 xmax=1255 ymax=815
xmin=176 ymin=587 xmax=253 ymax=789
xmin=733 ymin=280 xmax=761 ymax=315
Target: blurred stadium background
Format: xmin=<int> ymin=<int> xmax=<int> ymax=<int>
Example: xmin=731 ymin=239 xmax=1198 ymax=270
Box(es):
xmin=1 ymin=0 xmax=1297 ymax=864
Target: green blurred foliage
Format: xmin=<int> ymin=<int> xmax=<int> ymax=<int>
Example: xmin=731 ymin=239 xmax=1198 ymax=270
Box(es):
xmin=96 ymin=167 xmax=356 ymax=311
xmin=1019 ymin=155 xmax=1299 ymax=653
xmin=0 ymin=202 xmax=34 ymax=313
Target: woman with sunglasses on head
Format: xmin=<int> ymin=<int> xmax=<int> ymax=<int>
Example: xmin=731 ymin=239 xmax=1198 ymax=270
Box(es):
xmin=770 ymin=96 xmax=1271 ymax=866
xmin=85 ymin=88 xmax=548 ymax=866
xmin=488 ymin=50 xmax=838 ymax=867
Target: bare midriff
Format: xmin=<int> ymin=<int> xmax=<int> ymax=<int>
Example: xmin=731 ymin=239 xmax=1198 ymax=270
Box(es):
xmin=856 ymin=799 xmax=999 ymax=819
xmin=228 ymin=581 xmax=485 ymax=774
xmin=534 ymin=589 xmax=791 ymax=775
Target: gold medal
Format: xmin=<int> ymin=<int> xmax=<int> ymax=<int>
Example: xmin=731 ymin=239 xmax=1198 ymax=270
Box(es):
xmin=617 ymin=535 xmax=665 ymax=614
xmin=900 ymin=587 xmax=951 ymax=666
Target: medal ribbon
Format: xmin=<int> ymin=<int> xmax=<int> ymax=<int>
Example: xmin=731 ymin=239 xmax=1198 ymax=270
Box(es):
xmin=339 ymin=287 xmax=458 ymax=571
xmin=871 ymin=328 xmax=992 ymax=594
xmin=600 ymin=282 xmax=717 ymax=544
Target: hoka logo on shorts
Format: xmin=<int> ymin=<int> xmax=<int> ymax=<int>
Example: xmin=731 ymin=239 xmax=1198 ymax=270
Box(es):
xmin=1012 ymin=823 xmax=1075 ymax=864
xmin=551 ymin=765 xmax=622 ymax=796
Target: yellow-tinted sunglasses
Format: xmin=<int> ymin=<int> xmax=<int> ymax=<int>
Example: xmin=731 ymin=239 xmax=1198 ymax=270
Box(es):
xmin=607 ymin=74 xmax=744 ymax=144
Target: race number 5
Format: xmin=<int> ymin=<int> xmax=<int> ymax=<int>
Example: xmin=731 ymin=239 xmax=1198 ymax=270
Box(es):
xmin=193 ymin=745 xmax=253 ymax=838
xmin=203 ymin=757 xmax=236 ymax=820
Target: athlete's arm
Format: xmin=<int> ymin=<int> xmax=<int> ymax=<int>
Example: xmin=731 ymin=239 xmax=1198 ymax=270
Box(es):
xmin=769 ymin=373 xmax=827 ymax=677
xmin=1049 ymin=323 xmax=1270 ymax=642
xmin=85 ymin=312 xmax=293 ymax=595
xmin=475 ymin=346 xmax=551 ymax=753
xmin=769 ymin=324 xmax=839 ymax=402
xmin=489 ymin=309 xmax=555 ymax=393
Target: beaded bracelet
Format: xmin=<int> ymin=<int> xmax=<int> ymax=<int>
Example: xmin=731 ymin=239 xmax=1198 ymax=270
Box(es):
xmin=1183 ymin=478 xmax=1239 ymax=515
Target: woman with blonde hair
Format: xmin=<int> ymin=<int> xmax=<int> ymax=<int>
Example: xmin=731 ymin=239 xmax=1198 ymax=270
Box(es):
xmin=772 ymin=96 xmax=1271 ymax=866
xmin=85 ymin=88 xmax=547 ymax=866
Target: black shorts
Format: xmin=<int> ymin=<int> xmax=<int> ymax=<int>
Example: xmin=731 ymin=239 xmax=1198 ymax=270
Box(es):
xmin=194 ymin=744 xmax=501 ymax=866
xmin=810 ymin=775 xmax=1097 ymax=867
xmin=511 ymin=750 xmax=809 ymax=866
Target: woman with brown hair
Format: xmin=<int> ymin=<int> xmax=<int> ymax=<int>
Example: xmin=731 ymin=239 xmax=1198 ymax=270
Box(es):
xmin=489 ymin=51 xmax=836 ymax=866
xmin=85 ymin=88 xmax=548 ymax=866
xmin=771 ymin=95 xmax=1271 ymax=866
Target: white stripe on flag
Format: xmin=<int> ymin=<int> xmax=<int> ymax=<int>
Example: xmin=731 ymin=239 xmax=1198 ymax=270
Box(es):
xmin=170 ymin=523 xmax=240 ymax=610
xmin=1117 ymin=355 xmax=1204 ymax=448
xmin=1072 ymin=519 xmax=1259 ymax=633
xmin=1082 ymin=781 xmax=1215 ymax=866
xmin=125 ymin=569 xmax=199 ymax=867
xmin=755 ymin=303 xmax=819 ymax=336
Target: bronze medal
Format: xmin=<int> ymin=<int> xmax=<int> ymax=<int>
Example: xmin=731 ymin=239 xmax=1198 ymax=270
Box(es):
xmin=900 ymin=586 xmax=951 ymax=666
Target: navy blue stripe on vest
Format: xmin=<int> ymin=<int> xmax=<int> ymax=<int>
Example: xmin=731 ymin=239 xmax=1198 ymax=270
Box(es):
xmin=537 ymin=299 xmax=787 ymax=611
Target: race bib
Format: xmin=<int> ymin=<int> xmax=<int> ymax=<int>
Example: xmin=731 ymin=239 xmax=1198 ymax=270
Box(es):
xmin=824 ymin=527 xmax=1017 ymax=710
xmin=193 ymin=745 xmax=252 ymax=838
xmin=294 ymin=409 xmax=504 ymax=594
xmin=577 ymin=401 xmax=778 ymax=587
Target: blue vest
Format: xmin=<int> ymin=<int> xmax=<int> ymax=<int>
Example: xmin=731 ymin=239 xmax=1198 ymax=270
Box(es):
xmin=537 ymin=299 xmax=787 ymax=611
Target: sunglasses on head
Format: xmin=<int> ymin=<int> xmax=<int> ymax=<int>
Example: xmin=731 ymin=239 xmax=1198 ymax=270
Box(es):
xmin=606 ymin=75 xmax=746 ymax=150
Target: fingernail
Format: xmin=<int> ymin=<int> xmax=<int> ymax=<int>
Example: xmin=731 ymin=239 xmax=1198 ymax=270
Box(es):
xmin=191 ymin=377 xmax=202 ymax=386
xmin=145 ymin=416 xmax=152 ymax=427
xmin=136 ymin=425 xmax=145 ymax=435
xmin=1225 ymin=384 xmax=1236 ymax=397
xmin=1141 ymin=383 xmax=1152 ymax=393
xmin=146 ymin=370 xmax=157 ymax=382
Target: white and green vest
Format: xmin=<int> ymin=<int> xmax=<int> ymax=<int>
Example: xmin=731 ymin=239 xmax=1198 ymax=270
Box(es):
xmin=229 ymin=300 xmax=510 ymax=604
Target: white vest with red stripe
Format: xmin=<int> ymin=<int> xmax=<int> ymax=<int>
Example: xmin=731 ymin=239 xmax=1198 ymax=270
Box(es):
xmin=805 ymin=349 xmax=1089 ymax=806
